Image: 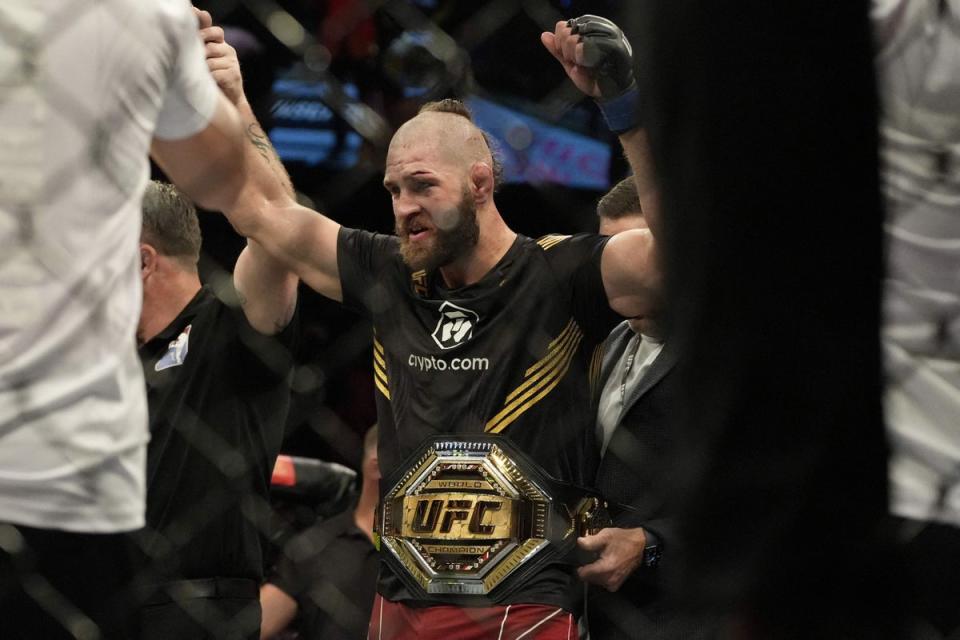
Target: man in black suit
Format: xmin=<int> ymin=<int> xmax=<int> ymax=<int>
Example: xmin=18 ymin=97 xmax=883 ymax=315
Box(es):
xmin=578 ymin=177 xmax=713 ymax=639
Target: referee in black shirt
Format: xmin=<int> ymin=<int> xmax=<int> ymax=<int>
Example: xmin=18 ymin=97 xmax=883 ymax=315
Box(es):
xmin=131 ymin=180 xmax=299 ymax=639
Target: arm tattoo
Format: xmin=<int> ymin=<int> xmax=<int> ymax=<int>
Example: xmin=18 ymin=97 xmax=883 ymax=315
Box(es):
xmin=246 ymin=122 xmax=293 ymax=194
xmin=246 ymin=122 xmax=280 ymax=165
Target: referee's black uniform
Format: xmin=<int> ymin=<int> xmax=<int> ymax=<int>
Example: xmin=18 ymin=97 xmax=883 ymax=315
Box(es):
xmin=134 ymin=286 xmax=297 ymax=639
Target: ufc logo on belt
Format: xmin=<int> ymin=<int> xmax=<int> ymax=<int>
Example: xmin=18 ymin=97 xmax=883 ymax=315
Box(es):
xmin=400 ymin=493 xmax=515 ymax=540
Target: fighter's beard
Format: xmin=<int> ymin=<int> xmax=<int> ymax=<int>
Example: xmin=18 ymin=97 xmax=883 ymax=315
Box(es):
xmin=398 ymin=190 xmax=479 ymax=272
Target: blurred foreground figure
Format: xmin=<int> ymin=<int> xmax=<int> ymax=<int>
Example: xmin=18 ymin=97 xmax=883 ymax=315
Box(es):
xmin=874 ymin=1 xmax=960 ymax=636
xmin=625 ymin=1 xmax=903 ymax=637
xmin=0 ymin=1 xmax=246 ymax=637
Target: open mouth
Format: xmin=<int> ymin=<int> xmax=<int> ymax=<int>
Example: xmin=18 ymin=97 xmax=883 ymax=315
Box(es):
xmin=406 ymin=220 xmax=432 ymax=241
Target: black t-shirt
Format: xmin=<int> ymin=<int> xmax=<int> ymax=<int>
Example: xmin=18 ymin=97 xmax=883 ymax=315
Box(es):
xmin=270 ymin=509 xmax=379 ymax=639
xmin=136 ymin=286 xmax=297 ymax=582
xmin=337 ymin=228 xmax=621 ymax=609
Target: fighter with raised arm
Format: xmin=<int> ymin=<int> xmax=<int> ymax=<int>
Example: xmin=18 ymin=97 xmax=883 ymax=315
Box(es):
xmin=206 ymin=12 xmax=659 ymax=639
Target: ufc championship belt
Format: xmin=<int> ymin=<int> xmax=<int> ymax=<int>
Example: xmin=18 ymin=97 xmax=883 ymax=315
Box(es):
xmin=374 ymin=435 xmax=610 ymax=603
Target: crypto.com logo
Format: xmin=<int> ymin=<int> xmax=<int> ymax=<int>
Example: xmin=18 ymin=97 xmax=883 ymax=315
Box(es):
xmin=432 ymin=301 xmax=479 ymax=350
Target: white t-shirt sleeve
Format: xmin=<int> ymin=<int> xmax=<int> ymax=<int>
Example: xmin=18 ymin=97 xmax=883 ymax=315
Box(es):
xmin=153 ymin=0 xmax=220 ymax=141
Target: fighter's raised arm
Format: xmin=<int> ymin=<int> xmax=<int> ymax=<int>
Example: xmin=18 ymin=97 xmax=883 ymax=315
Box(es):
xmin=541 ymin=16 xmax=661 ymax=321
xmin=195 ymin=10 xmax=300 ymax=332
xmin=195 ymin=10 xmax=344 ymax=304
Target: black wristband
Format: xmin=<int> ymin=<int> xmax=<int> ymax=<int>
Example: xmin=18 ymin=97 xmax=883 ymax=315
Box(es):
xmin=597 ymin=86 xmax=641 ymax=134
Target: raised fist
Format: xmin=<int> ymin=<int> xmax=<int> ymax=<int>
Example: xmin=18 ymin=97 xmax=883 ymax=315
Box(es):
xmin=194 ymin=8 xmax=246 ymax=106
xmin=570 ymin=15 xmax=635 ymax=99
xmin=541 ymin=14 xmax=636 ymax=100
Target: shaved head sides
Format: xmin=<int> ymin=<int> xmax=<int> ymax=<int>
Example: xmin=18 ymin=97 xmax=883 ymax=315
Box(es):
xmin=393 ymin=99 xmax=503 ymax=191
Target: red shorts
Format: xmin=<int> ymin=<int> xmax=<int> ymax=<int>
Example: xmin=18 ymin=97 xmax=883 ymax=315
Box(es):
xmin=367 ymin=595 xmax=576 ymax=640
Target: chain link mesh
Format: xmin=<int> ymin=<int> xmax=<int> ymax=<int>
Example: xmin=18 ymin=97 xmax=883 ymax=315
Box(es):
xmin=0 ymin=1 xmax=632 ymax=637
xmin=8 ymin=1 xmax=953 ymax=638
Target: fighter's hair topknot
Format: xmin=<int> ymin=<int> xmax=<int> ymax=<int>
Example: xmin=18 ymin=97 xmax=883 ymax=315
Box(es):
xmin=418 ymin=98 xmax=474 ymax=120
xmin=417 ymin=99 xmax=504 ymax=192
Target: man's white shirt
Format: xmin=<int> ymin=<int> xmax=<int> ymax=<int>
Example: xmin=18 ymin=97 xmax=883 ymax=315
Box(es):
xmin=596 ymin=332 xmax=664 ymax=456
xmin=874 ymin=0 xmax=960 ymax=527
xmin=0 ymin=0 xmax=219 ymax=532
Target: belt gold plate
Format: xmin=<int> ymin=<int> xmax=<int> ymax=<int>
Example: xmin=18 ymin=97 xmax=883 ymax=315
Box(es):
xmin=378 ymin=438 xmax=554 ymax=597
xmin=399 ymin=492 xmax=517 ymax=540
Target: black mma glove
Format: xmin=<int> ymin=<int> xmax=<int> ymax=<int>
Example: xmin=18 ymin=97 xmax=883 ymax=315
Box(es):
xmin=569 ymin=14 xmax=640 ymax=133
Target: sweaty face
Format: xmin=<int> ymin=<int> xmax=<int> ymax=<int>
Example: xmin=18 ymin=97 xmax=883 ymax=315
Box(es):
xmin=396 ymin=184 xmax=479 ymax=272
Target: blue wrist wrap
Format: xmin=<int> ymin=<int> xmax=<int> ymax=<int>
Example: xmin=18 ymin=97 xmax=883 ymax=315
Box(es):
xmin=598 ymin=87 xmax=641 ymax=134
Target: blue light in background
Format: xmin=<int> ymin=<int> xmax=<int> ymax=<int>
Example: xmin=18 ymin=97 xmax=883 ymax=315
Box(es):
xmin=268 ymin=74 xmax=362 ymax=170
